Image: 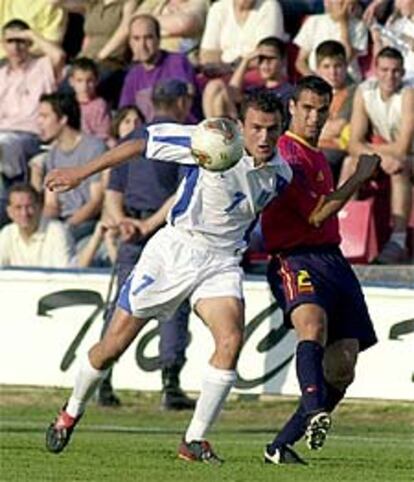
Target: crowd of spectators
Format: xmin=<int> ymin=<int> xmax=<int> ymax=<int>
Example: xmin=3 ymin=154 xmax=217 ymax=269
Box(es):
xmin=0 ymin=0 xmax=413 ymax=268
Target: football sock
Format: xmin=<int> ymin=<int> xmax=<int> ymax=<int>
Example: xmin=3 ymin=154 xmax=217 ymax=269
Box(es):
xmin=184 ymin=364 xmax=236 ymax=443
xmin=296 ymin=340 xmax=326 ymax=414
xmin=325 ymin=382 xmax=346 ymax=412
xmin=270 ymin=402 xmax=307 ymax=450
xmin=269 ymin=383 xmax=346 ymax=451
xmin=66 ymin=353 xmax=109 ymax=418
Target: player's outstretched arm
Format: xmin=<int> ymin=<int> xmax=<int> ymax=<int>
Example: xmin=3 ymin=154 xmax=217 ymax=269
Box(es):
xmin=309 ymin=153 xmax=381 ymax=227
xmin=45 ymin=139 xmax=145 ymax=192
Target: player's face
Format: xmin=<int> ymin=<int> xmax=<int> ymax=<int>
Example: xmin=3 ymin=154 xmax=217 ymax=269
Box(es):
xmin=69 ymin=69 xmax=97 ymax=101
xmin=375 ymin=57 xmax=404 ymax=97
xmin=241 ymin=107 xmax=282 ymax=165
xmin=129 ymin=17 xmax=160 ymax=64
xmin=289 ymin=90 xmax=331 ymax=145
xmin=317 ymin=57 xmax=347 ymax=90
xmin=7 ymin=192 xmax=40 ymax=232
xmin=37 ymin=102 xmax=66 ymax=143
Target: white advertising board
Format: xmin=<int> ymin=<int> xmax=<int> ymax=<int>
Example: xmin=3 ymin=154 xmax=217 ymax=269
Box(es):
xmin=0 ymin=269 xmax=412 ymax=400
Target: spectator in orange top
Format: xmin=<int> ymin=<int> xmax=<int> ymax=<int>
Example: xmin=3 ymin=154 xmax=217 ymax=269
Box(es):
xmin=315 ymin=40 xmax=357 ymax=183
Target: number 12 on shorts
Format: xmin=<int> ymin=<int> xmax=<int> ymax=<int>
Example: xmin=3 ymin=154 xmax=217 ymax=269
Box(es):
xmin=132 ymin=274 xmax=155 ymax=295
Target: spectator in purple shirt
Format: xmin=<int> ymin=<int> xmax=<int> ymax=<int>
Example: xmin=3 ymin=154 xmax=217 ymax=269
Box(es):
xmin=119 ymin=14 xmax=198 ymax=122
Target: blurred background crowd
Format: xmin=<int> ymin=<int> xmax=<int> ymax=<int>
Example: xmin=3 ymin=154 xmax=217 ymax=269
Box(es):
xmin=0 ymin=0 xmax=413 ymax=269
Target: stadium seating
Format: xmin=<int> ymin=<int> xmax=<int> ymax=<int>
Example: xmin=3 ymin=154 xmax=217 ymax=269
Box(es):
xmin=338 ymin=198 xmax=379 ymax=263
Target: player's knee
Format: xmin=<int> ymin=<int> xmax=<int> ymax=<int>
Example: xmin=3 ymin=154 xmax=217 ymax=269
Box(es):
xmin=325 ymin=364 xmax=355 ymax=391
xmin=324 ymin=347 xmax=357 ymax=391
xmin=294 ymin=318 xmax=326 ymax=344
xmin=291 ymin=304 xmax=327 ymax=344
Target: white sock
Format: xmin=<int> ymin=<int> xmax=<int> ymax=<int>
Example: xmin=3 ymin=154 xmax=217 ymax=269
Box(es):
xmin=185 ymin=364 xmax=237 ymax=443
xmin=66 ymin=354 xmax=109 ymax=418
xmin=390 ymin=231 xmax=406 ymax=249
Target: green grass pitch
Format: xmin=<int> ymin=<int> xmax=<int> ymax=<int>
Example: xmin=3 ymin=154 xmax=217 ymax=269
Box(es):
xmin=1 ymin=386 xmax=413 ymax=482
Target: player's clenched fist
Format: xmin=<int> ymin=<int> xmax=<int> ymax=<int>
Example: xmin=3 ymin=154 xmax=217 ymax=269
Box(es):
xmin=45 ymin=167 xmax=83 ymax=192
xmin=355 ymin=153 xmax=381 ymax=181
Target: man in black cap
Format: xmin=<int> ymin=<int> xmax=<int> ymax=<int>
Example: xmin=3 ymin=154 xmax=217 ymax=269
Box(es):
xmin=98 ymin=78 xmax=195 ymax=410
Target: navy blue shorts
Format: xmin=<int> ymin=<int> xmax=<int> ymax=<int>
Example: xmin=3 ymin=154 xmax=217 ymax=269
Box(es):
xmin=267 ymin=246 xmax=377 ymax=351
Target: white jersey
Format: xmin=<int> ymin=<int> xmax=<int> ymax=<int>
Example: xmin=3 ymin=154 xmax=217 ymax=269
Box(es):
xmin=145 ymin=123 xmax=293 ymax=254
xmin=360 ymin=78 xmax=414 ymax=152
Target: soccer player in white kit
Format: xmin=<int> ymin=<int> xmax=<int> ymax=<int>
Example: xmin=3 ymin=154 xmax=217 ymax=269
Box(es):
xmin=45 ymin=89 xmax=292 ymax=463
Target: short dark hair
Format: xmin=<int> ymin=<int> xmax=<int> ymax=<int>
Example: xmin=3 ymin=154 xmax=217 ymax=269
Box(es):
xmin=69 ymin=57 xmax=99 ymax=79
xmin=151 ymin=79 xmax=190 ymax=110
xmin=376 ymin=46 xmax=404 ymax=66
xmin=291 ymin=75 xmax=333 ymax=103
xmin=315 ymin=40 xmax=347 ymax=65
xmin=130 ymin=14 xmax=161 ymax=39
xmin=2 ymin=18 xmax=30 ymax=34
xmin=257 ymin=36 xmax=286 ymax=59
xmin=40 ymin=92 xmax=81 ymax=130
xmin=240 ymin=88 xmax=284 ymax=122
xmin=7 ymin=183 xmax=41 ymax=205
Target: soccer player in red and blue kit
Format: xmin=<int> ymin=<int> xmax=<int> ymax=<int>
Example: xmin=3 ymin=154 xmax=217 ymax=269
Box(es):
xmin=261 ymin=76 xmax=380 ymax=465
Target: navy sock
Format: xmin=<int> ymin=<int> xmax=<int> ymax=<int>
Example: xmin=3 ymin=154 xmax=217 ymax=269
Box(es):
xmin=325 ymin=382 xmax=345 ymax=412
xmin=269 ymin=383 xmax=346 ymax=452
xmin=269 ymin=402 xmax=307 ymax=451
xmin=296 ymin=340 xmax=326 ymax=414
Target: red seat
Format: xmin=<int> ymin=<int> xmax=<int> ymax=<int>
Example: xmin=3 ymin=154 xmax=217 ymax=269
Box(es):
xmin=338 ymin=199 xmax=379 ymax=264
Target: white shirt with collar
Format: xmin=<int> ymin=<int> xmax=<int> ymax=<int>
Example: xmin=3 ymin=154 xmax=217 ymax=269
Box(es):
xmin=0 ymin=217 xmax=74 ymax=268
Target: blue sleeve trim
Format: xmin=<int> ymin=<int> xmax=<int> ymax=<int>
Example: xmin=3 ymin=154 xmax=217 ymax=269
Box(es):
xmin=152 ymin=135 xmax=191 ymax=148
xmin=117 ymin=274 xmax=133 ymax=314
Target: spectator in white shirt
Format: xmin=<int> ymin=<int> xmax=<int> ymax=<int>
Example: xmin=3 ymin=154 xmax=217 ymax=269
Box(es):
xmin=199 ymin=0 xmax=286 ymax=75
xmin=0 ymin=183 xmax=74 ymax=268
xmin=294 ymin=0 xmax=368 ymax=81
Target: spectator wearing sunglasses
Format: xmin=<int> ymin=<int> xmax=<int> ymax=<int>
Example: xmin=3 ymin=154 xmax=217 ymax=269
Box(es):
xmin=202 ymin=36 xmax=293 ymax=119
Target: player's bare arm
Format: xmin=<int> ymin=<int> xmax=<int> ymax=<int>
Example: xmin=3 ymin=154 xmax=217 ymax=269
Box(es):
xmin=45 ymin=139 xmax=146 ymax=192
xmin=309 ymin=153 xmax=381 ymax=227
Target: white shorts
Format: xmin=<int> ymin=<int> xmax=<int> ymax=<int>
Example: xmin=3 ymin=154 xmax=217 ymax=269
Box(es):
xmin=117 ymin=226 xmax=244 ymax=322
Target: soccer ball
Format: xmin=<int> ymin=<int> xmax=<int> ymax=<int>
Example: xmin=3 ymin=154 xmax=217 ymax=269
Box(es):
xmin=191 ymin=117 xmax=244 ymax=172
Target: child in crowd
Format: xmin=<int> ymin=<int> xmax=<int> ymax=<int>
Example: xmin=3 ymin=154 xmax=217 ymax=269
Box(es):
xmin=315 ymin=40 xmax=357 ymax=183
xmin=202 ymin=36 xmax=293 ymax=119
xmin=294 ymin=0 xmax=368 ymax=81
xmin=68 ymin=57 xmax=112 ymax=141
